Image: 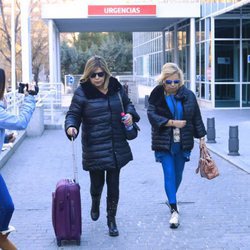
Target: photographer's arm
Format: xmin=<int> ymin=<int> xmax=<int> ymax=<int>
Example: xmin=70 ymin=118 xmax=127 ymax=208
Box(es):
xmin=0 ymin=95 xmax=35 ymax=130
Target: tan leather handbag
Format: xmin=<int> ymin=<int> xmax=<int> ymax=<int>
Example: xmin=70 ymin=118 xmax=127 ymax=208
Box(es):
xmin=196 ymin=144 xmax=219 ymax=180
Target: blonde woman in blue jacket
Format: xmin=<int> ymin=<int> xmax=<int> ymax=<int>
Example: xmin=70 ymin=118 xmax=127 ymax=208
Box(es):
xmin=147 ymin=63 xmax=206 ymax=229
xmin=0 ymin=68 xmax=37 ymax=250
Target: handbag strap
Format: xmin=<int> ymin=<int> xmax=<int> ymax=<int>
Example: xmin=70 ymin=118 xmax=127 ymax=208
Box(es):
xmin=117 ymin=92 xmax=125 ymax=113
xmin=202 ymin=144 xmax=211 ymax=159
xmin=196 ymin=144 xmax=206 ymax=174
xmin=117 ymin=91 xmax=140 ymax=131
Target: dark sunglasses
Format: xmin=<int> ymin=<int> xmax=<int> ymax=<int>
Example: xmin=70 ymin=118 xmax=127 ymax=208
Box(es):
xmin=165 ymin=79 xmax=180 ymax=85
xmin=90 ymin=72 xmax=105 ymax=78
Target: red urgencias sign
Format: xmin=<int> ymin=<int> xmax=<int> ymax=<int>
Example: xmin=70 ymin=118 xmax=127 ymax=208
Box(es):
xmin=88 ymin=5 xmax=156 ymax=16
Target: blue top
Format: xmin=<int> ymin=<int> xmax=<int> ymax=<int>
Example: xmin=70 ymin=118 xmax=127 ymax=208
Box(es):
xmin=165 ymin=94 xmax=183 ymax=120
xmin=0 ymin=95 xmax=36 ymax=153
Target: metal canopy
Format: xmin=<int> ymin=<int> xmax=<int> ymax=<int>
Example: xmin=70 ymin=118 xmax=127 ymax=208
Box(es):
xmin=53 ymin=17 xmax=182 ymax=33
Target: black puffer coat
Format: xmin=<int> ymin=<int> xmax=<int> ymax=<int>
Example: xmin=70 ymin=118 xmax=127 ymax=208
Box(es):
xmin=147 ymin=85 xmax=206 ymax=152
xmin=65 ymin=77 xmax=140 ymax=171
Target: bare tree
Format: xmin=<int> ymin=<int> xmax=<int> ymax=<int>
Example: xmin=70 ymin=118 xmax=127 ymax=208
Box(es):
xmin=0 ymin=0 xmax=21 ymax=63
xmin=0 ymin=0 xmax=49 ymax=85
xmin=30 ymin=1 xmax=49 ymax=83
xmin=0 ymin=0 xmax=21 ymax=87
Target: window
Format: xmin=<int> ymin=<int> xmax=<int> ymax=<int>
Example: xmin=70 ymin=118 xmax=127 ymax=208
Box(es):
xmin=215 ymin=19 xmax=240 ymax=38
xmin=242 ymin=84 xmax=250 ymax=107
xmin=215 ymin=84 xmax=240 ymax=107
xmin=215 ymin=41 xmax=240 ymax=82
xmin=242 ymin=19 xmax=250 ymax=39
xmin=242 ymin=41 xmax=250 ymax=82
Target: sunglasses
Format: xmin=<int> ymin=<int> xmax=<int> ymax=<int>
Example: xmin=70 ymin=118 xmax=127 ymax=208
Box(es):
xmin=90 ymin=72 xmax=105 ymax=78
xmin=164 ymin=79 xmax=180 ymax=85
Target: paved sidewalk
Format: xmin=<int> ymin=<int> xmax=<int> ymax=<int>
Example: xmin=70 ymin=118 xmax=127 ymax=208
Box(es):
xmin=1 ymin=105 xmax=250 ymax=249
xmin=200 ymin=108 xmax=250 ymax=173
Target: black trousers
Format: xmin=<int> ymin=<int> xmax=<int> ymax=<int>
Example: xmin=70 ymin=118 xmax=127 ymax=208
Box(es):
xmin=89 ymin=169 xmax=120 ymax=201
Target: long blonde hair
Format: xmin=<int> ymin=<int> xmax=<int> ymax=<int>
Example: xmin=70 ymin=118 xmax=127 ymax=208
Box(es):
xmin=157 ymin=63 xmax=184 ymax=86
xmin=80 ymin=56 xmax=111 ymax=90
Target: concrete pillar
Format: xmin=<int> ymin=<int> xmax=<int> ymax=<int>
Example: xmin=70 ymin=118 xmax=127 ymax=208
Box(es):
xmin=49 ymin=20 xmax=59 ymax=84
xmin=190 ymin=18 xmax=196 ymax=93
xmin=228 ymin=126 xmax=240 ymax=156
xmin=56 ymin=29 xmax=61 ymax=83
xmin=211 ymin=17 xmax=215 ymax=107
xmin=11 ymin=0 xmax=16 ymax=93
xmin=206 ymin=117 xmax=216 ymax=143
xmin=26 ymin=104 xmax=44 ymax=137
xmin=20 ymin=0 xmax=32 ymax=83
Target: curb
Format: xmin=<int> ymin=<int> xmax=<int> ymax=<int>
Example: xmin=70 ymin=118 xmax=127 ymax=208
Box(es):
xmin=0 ymin=131 xmax=26 ymax=169
xmin=206 ymin=145 xmax=250 ymax=174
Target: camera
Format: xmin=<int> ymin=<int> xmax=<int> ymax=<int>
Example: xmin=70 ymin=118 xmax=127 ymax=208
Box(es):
xmin=18 ymin=82 xmax=28 ymax=94
xmin=18 ymin=82 xmax=39 ymax=96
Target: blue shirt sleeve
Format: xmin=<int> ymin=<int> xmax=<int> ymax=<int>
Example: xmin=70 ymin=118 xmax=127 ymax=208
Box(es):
xmin=0 ymin=95 xmax=36 ymax=130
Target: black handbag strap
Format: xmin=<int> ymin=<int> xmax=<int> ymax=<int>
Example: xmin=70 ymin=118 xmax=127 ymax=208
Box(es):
xmin=117 ymin=92 xmax=140 ymax=132
xmin=117 ymin=92 xmax=125 ymax=113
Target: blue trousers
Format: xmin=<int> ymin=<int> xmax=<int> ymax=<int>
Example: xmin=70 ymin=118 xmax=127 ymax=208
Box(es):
xmin=155 ymin=146 xmax=186 ymax=204
xmin=0 ymin=174 xmax=14 ymax=231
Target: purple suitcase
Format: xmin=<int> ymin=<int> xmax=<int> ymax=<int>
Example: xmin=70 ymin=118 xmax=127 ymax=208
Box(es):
xmin=52 ymin=138 xmax=82 ymax=247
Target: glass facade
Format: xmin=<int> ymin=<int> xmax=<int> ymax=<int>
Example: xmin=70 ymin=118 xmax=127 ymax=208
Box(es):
xmin=213 ymin=14 xmax=250 ymax=107
xmin=133 ymin=2 xmax=250 ymax=108
xmin=133 ymin=32 xmax=162 ymax=86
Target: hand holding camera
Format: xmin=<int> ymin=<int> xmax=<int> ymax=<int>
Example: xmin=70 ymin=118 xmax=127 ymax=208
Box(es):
xmin=18 ymin=82 xmax=39 ymax=96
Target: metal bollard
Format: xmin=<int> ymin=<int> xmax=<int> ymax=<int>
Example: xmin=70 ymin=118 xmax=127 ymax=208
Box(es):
xmin=206 ymin=117 xmax=216 ymax=143
xmin=228 ymin=126 xmax=240 ymax=156
xmin=144 ymin=95 xmax=149 ymax=109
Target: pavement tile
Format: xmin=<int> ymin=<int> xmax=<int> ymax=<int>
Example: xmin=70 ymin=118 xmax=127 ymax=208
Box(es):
xmin=1 ymin=105 xmax=250 ymax=249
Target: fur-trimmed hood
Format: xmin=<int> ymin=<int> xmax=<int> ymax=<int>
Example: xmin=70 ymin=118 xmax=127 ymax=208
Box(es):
xmin=148 ymin=85 xmax=188 ymax=108
xmin=80 ymin=76 xmax=122 ymax=99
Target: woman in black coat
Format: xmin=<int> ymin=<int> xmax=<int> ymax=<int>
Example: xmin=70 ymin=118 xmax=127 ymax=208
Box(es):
xmin=65 ymin=56 xmax=140 ymax=237
xmin=147 ymin=63 xmax=206 ymax=229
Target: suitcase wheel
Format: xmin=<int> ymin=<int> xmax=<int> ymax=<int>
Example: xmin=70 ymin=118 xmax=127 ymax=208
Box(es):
xmin=57 ymin=239 xmax=62 ymax=247
xmin=76 ymin=239 xmax=81 ymax=246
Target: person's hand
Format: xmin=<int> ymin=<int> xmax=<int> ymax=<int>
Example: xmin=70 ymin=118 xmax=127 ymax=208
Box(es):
xmin=8 ymin=133 xmax=16 ymax=143
xmin=123 ymin=113 xmax=133 ymax=126
xmin=67 ymin=127 xmax=78 ymax=139
xmin=199 ymin=137 xmax=206 ymax=149
xmin=28 ymin=83 xmax=35 ymax=91
xmin=174 ymin=120 xmax=186 ymax=128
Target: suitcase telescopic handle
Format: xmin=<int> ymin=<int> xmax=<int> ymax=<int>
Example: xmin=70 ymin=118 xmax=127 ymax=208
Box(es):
xmin=71 ymin=135 xmax=78 ymax=184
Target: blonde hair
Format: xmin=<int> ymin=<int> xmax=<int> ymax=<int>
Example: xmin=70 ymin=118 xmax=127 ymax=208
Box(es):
xmin=157 ymin=63 xmax=184 ymax=86
xmin=80 ymin=56 xmax=111 ymax=90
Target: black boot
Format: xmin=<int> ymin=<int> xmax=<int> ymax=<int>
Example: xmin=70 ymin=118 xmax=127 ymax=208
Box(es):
xmin=107 ymin=198 xmax=119 ymax=237
xmin=91 ymin=195 xmax=101 ymax=221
